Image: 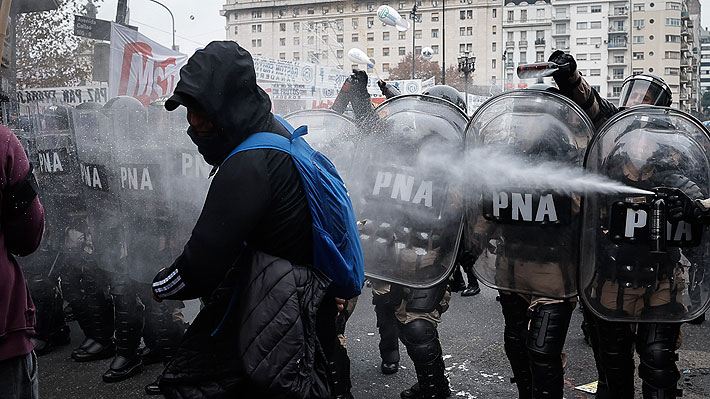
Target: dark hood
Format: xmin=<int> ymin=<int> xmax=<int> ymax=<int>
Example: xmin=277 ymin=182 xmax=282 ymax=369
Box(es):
xmin=166 ymin=41 xmax=276 ymax=165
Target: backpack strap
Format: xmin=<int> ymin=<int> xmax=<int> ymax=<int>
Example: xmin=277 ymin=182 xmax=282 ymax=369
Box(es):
xmin=221 ymin=116 xmax=309 ymax=166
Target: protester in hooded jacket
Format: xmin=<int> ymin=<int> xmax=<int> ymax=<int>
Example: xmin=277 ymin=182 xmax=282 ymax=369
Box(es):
xmin=0 ymin=125 xmax=45 ymax=399
xmin=150 ymin=41 xmax=337 ymax=398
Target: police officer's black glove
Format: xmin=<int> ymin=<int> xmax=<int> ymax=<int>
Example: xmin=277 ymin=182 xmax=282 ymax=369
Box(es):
xmin=378 ymin=80 xmax=401 ymax=99
xmin=548 ymin=50 xmax=579 ymax=91
xmin=666 ymin=194 xmax=686 ymax=222
xmin=349 ymin=69 xmax=370 ymax=99
xmin=667 ymin=192 xmax=709 ymax=223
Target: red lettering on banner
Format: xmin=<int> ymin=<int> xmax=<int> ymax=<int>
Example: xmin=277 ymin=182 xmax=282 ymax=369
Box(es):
xmin=118 ymin=42 xmax=179 ymax=104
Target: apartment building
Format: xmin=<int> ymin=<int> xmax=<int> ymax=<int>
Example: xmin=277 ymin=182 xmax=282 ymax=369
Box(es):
xmin=701 ymin=28 xmax=710 ymax=96
xmin=221 ymin=0 xmax=502 ymax=86
xmin=501 ymin=0 xmax=554 ymax=89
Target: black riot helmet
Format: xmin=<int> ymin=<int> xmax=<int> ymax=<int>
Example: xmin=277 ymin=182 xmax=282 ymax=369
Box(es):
xmin=423 ymin=85 xmax=467 ymax=114
xmin=618 ymin=73 xmax=672 ymax=108
xmin=42 ymin=105 xmax=71 ymax=131
xmin=104 ymin=96 xmax=148 ymax=137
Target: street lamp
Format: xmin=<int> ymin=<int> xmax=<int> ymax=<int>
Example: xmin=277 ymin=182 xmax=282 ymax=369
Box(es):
xmin=147 ymin=0 xmax=177 ymax=51
xmin=410 ymin=4 xmax=418 ymax=79
xmin=502 ymin=50 xmax=508 ymax=91
xmin=457 ymin=52 xmax=475 ymax=109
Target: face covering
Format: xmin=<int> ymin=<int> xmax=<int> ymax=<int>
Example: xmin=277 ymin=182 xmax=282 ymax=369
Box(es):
xmin=187 ymin=127 xmax=229 ymax=166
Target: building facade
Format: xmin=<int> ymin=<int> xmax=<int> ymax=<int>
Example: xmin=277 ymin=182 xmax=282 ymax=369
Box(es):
xmin=701 ymin=27 xmax=710 ymax=97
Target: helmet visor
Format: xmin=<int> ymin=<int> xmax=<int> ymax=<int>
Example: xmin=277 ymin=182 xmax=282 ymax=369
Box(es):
xmin=618 ymin=79 xmax=672 ymax=108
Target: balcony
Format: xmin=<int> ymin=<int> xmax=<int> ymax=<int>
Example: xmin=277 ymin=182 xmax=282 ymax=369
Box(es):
xmin=608 ymin=75 xmax=625 ymax=82
xmin=681 ymin=11 xmax=689 ymax=20
xmin=552 ymin=30 xmax=569 ymax=36
xmin=506 ymin=41 xmax=515 ymax=48
xmin=609 ymin=9 xmax=628 ymax=17
xmin=505 ymin=62 xmax=515 ymax=69
xmin=552 ymin=13 xmax=569 ymax=21
xmin=609 ymin=58 xmax=626 ymax=66
xmin=609 ymin=26 xmax=628 ymax=33
xmin=518 ymin=40 xmax=528 ymax=47
xmin=608 ymin=41 xmax=628 ymax=49
xmin=607 ymin=92 xmax=621 ymax=99
xmin=680 ymin=73 xmax=690 ymax=82
xmin=535 ymin=38 xmax=546 ymax=46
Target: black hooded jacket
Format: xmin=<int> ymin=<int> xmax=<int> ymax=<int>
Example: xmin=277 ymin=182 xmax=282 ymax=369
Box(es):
xmin=151 ymin=42 xmax=333 ymax=398
xmin=153 ymin=41 xmax=314 ymax=300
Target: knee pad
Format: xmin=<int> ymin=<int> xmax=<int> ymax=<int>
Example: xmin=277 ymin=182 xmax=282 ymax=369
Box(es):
xmin=400 ymin=319 xmax=441 ymax=364
xmin=637 ymin=323 xmax=681 ymax=390
xmin=526 ymin=302 xmax=575 ymax=357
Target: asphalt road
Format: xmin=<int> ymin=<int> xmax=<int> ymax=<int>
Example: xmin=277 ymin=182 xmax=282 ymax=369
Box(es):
xmin=36 ymin=283 xmax=710 ymax=399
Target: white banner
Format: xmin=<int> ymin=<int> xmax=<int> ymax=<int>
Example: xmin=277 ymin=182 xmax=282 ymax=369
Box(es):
xmin=109 ymin=23 xmax=188 ymax=104
xmin=17 ymin=86 xmax=109 ymax=108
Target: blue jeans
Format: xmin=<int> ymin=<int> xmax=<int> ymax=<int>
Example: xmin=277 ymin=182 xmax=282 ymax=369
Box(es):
xmin=0 ymin=352 xmax=39 ymax=399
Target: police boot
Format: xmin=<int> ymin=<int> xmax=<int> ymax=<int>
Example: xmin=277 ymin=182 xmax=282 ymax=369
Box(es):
xmin=498 ymin=294 xmax=533 ymax=399
xmin=526 ymin=302 xmax=575 ymax=399
xmin=374 ymin=292 xmax=400 ymax=374
xmin=145 ymin=375 xmax=162 ymax=396
xmin=461 ymin=269 xmax=480 ymax=297
xmin=596 ymin=319 xmax=635 ymax=399
xmin=637 ymin=323 xmax=683 ymax=399
xmin=29 ymin=276 xmax=70 ymax=356
xmin=400 ymin=320 xmax=450 ymax=399
xmin=450 ymin=266 xmax=466 ymax=293
xmin=102 ymin=292 xmax=143 ymax=383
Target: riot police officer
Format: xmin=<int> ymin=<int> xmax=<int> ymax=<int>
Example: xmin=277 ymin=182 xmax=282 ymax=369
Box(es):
xmin=549 ymin=51 xmax=709 ymax=399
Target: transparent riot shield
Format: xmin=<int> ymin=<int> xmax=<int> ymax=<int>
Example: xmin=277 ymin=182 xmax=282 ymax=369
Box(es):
xmin=581 ymin=106 xmax=710 ymax=322
xmin=72 ymin=107 xmax=124 ymax=273
xmin=284 ymin=109 xmax=359 ymax=180
xmin=464 ymin=89 xmax=595 ymax=299
xmin=349 ymin=94 xmax=468 ymax=288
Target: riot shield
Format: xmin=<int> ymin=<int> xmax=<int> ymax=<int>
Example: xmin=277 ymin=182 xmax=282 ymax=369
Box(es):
xmin=464 ymin=89 xmax=595 ymax=298
xmin=284 ymin=109 xmax=359 ymax=179
xmin=581 ymin=106 xmax=710 ymax=322
xmin=104 ymin=97 xmax=172 ymax=283
xmin=33 ymin=106 xmax=89 ymax=256
xmin=72 ymin=106 xmax=124 ymax=273
xmin=349 ymin=94 xmax=468 ymax=288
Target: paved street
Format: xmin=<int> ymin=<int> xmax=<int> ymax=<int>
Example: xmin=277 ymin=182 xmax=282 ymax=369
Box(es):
xmin=37 ymin=284 xmax=710 ymax=399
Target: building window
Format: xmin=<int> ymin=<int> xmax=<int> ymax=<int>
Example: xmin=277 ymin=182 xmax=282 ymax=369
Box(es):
xmin=591 ymin=5 xmax=601 ymax=13
xmin=520 ymin=10 xmax=527 ymax=22
xmin=399 ymin=47 xmax=406 ymax=55
xmin=432 ymin=45 xmax=438 ymax=54
xmin=577 ymin=6 xmax=587 ymax=13
xmin=577 ymin=37 xmax=588 ymax=45
xmin=556 ymin=39 xmax=566 ymax=49
xmin=337 ymin=5 xmax=344 ymax=13
xmin=415 ymin=30 xmax=422 ymax=39
xmin=492 ymin=25 xmax=497 ymax=34
xmin=279 ymin=52 xmax=286 ymax=59
xmin=632 ymin=52 xmax=644 ymax=60
xmin=279 ymin=37 xmax=286 ymax=46
xmin=337 ymin=34 xmax=343 ymax=43
xmin=399 ymin=31 xmax=406 ymax=40
xmin=664 ymin=51 xmax=680 ymax=59
xmin=520 ymin=51 xmax=527 ymax=64
xmin=431 ymin=29 xmax=438 ymax=38
xmin=279 ymin=23 xmax=286 ymax=32
xmin=383 ymin=32 xmax=390 ymax=41
xmin=382 ymin=63 xmax=390 ymax=72
xmin=294 ymin=22 xmax=300 ymax=32
xmin=612 ymin=68 xmax=624 ymax=79
xmin=507 ymin=10 xmax=514 ymax=22
xmin=590 ymin=21 xmax=601 ymax=29
xmin=492 ymin=59 xmax=496 ymax=69
xmin=352 ymin=34 xmax=358 ymax=42
xmin=233 ymin=25 xmax=238 ymax=35
xmin=577 ymin=22 xmax=588 ymax=30
xmin=294 ymin=37 xmax=300 ymax=45
xmin=367 ymin=48 xmax=374 ymax=57
xmin=252 ymin=10 xmax=262 ymax=18
xmin=633 ymin=3 xmax=644 ymax=11
xmin=590 ymin=69 xmax=601 ymax=76
xmin=293 ymin=52 xmax=300 ymax=61
xmin=251 ymin=39 xmax=262 ymax=47
xmin=399 ymin=2 xmax=407 ymax=10
xmin=590 ymin=53 xmax=601 ymax=60
xmin=633 ymin=35 xmax=644 ymax=43
xmin=577 ymin=53 xmax=588 ymax=60
xmin=590 ymin=37 xmax=602 ymax=45
xmin=367 ymin=17 xmax=374 ymax=28
xmin=431 ymin=12 xmax=439 ymax=22
xmin=337 ymin=49 xmax=343 ymax=58
xmin=492 ymin=42 xmax=496 ymax=52
xmin=664 ymin=67 xmax=679 ymax=75
xmin=537 ymin=8 xmax=544 ymax=19
xmin=556 ymin=24 xmax=566 ymax=34
xmin=520 ymin=31 xmax=527 ymax=42
xmin=383 ymin=47 xmax=390 ymax=56
xmin=251 ymin=24 xmax=262 ymax=33
xmin=665 ymin=35 xmax=680 ymax=43
xmin=367 ymin=32 xmax=374 ymax=41
xmin=613 ymin=55 xmax=624 ymax=63
xmin=536 ymin=51 xmax=544 ymax=62
xmin=634 ymin=19 xmax=644 ymax=28
xmin=307 ymin=8 xmax=314 ymax=14
xmin=352 ymin=18 xmax=359 ymax=29
xmin=536 ymin=30 xmax=544 ymax=39
xmin=666 ymin=2 xmax=680 ymax=10
xmin=591 ymin=85 xmax=600 ymax=92
xmin=666 ymin=18 xmax=680 ymax=26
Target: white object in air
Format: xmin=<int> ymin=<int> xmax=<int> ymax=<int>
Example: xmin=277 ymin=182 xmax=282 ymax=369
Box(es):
xmin=348 ymin=48 xmax=374 ymax=67
xmin=377 ymin=5 xmax=410 ymax=32
xmin=421 ymin=47 xmax=434 ymax=60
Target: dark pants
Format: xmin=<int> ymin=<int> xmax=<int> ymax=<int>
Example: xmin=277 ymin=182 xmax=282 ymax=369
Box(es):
xmin=0 ymin=352 xmax=39 ymax=399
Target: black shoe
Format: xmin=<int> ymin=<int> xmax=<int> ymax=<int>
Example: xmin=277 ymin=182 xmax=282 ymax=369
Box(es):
xmin=102 ymin=355 xmax=143 ymax=383
xmin=381 ymin=361 xmax=399 ymax=375
xmin=72 ymin=340 xmax=116 ymax=362
xmin=461 ymin=285 xmax=480 ymax=297
xmin=144 ymin=375 xmax=162 ymax=395
xmin=71 ymin=338 xmax=96 ymax=357
xmin=140 ymin=346 xmax=163 ymax=366
xmin=33 ymin=326 xmax=71 ymax=356
xmin=688 ymin=313 xmax=705 ymax=325
xmin=400 ymin=382 xmax=451 ymax=399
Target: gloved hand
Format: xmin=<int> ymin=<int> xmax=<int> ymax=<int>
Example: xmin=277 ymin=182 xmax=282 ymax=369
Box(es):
xmin=666 ymin=194 xmax=685 ymax=222
xmin=667 ymin=192 xmax=709 ymax=222
xmin=378 ymin=79 xmax=401 ymax=99
xmin=349 ymin=69 xmax=369 ymax=98
xmin=548 ymin=50 xmax=578 ymax=87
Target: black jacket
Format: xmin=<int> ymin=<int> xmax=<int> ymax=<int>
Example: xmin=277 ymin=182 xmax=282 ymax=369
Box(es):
xmin=152 ymin=42 xmax=330 ymax=398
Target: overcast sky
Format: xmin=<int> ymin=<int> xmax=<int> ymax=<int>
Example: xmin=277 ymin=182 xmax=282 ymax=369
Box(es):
xmin=96 ymin=0 xmax=227 ymax=55
xmin=96 ymin=0 xmax=709 ymax=57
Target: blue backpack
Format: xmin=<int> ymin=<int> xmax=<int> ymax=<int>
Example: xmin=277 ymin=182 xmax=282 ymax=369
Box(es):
xmin=222 ymin=116 xmax=365 ymax=299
